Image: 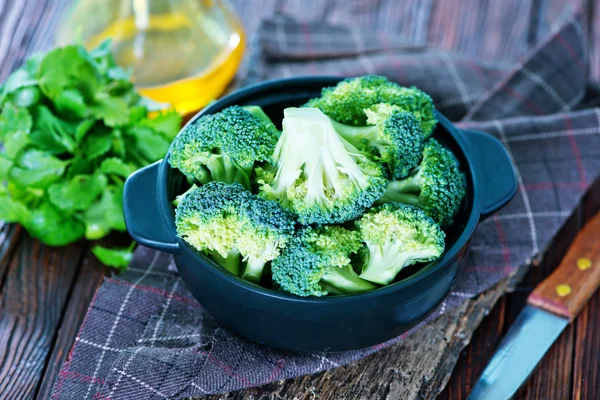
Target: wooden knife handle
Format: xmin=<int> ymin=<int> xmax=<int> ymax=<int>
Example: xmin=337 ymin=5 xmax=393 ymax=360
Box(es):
xmin=527 ymin=212 xmax=600 ymax=321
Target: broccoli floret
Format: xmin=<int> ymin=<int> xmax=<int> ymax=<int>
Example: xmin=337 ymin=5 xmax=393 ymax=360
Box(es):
xmin=376 ymin=138 xmax=466 ymax=227
xmin=306 ymin=75 xmax=437 ymax=136
xmin=256 ymin=107 xmax=387 ymax=225
xmin=271 ymin=225 xmax=378 ymax=297
xmin=330 ymin=108 xmax=424 ymax=179
xmin=169 ymin=105 xmax=279 ymax=190
xmin=356 ymin=203 xmax=445 ymax=285
xmin=175 ymin=182 xmax=295 ymax=282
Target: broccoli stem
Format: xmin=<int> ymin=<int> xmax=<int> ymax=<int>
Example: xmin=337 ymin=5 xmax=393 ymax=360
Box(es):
xmin=209 ymin=249 xmax=241 ymax=276
xmin=241 ymin=257 xmax=266 ymax=284
xmin=330 ymin=119 xmax=380 ymax=144
xmin=321 ymin=265 xmax=378 ymax=294
xmin=243 ymin=105 xmax=274 ymax=125
xmin=194 ymin=167 xmax=212 ymax=185
xmin=359 ymin=243 xmax=410 ymax=285
xmin=377 ymin=192 xmax=420 ymax=206
xmin=172 ymin=184 xmax=198 ymax=207
xmin=386 ymin=178 xmax=421 ymax=193
xmin=375 ymin=179 xmax=422 ymax=205
xmin=205 ymin=154 xmax=251 ymax=190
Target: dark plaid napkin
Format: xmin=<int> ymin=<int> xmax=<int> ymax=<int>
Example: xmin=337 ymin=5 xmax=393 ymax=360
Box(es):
xmin=51 ymin=7 xmax=600 ymax=400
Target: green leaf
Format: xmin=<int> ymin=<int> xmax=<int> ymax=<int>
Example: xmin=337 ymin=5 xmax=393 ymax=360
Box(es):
xmin=0 ymin=102 xmax=32 ymax=140
xmin=0 ymin=69 xmax=37 ymax=103
xmin=91 ymin=93 xmax=129 ymax=127
xmin=9 ymin=87 xmax=42 ymax=108
xmin=127 ymin=126 xmax=170 ymax=162
xmin=47 ymin=173 xmax=107 ymax=212
xmin=0 ymin=193 xmax=32 ymax=224
xmin=89 ymin=38 xmax=112 ymax=59
xmin=67 ymin=156 xmax=93 ymax=178
xmin=75 ymin=119 xmax=95 ymax=143
xmin=26 ymin=200 xmax=85 ymax=246
xmin=139 ymin=110 xmax=182 ymax=140
xmin=128 ymin=105 xmax=147 ymax=124
xmin=81 ymin=129 xmax=112 ymax=160
xmin=92 ymin=244 xmax=133 ymax=271
xmin=37 ymin=45 xmax=100 ymax=101
xmin=83 ymin=185 xmax=125 ymax=239
xmin=111 ymin=129 xmax=126 ymax=159
xmin=3 ymin=130 xmax=30 ymax=158
xmin=99 ymin=157 xmax=136 ymax=178
xmin=54 ymin=89 xmax=87 ymax=118
xmin=24 ymin=52 xmax=44 ymax=75
xmin=9 ymin=149 xmax=66 ymax=188
xmin=0 ymin=155 xmax=12 ymax=180
xmin=30 ymin=106 xmax=76 ymax=154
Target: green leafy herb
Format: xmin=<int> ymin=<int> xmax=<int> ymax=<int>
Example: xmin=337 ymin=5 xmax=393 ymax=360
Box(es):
xmin=92 ymin=243 xmax=135 ymax=271
xmin=0 ymin=40 xmax=182 ymax=270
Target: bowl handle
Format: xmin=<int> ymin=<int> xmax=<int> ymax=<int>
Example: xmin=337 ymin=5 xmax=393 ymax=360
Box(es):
xmin=460 ymin=129 xmax=517 ymax=220
xmin=123 ymin=161 xmax=180 ymax=253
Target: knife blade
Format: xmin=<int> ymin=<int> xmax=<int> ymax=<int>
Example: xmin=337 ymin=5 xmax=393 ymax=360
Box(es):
xmin=469 ymin=212 xmax=600 ymax=400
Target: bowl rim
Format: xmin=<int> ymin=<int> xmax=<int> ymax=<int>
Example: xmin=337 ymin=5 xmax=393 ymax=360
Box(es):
xmin=159 ymin=75 xmax=483 ymax=304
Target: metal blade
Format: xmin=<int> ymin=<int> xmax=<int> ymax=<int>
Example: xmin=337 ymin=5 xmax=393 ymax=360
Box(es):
xmin=468 ymin=305 xmax=569 ymax=400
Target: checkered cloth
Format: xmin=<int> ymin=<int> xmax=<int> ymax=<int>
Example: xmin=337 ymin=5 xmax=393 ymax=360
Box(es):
xmin=51 ymin=6 xmax=600 ymax=400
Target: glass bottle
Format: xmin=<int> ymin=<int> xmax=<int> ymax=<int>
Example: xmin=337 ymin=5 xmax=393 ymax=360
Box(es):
xmin=57 ymin=0 xmax=245 ymax=116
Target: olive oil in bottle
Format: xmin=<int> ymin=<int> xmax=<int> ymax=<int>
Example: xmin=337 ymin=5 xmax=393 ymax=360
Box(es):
xmin=58 ymin=0 xmax=245 ymax=116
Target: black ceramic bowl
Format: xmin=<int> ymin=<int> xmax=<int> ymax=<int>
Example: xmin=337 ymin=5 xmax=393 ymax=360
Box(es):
xmin=123 ymin=77 xmax=516 ymax=352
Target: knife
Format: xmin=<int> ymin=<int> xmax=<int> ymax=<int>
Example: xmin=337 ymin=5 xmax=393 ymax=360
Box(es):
xmin=469 ymin=212 xmax=600 ymax=400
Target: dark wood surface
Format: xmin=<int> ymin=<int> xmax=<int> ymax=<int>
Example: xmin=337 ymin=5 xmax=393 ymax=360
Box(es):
xmin=1 ymin=0 xmax=600 ymax=399
xmin=440 ymin=180 xmax=600 ymax=400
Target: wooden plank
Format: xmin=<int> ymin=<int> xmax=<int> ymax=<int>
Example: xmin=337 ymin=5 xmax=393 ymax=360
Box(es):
xmin=0 ymin=234 xmax=86 ymax=399
xmin=35 ymin=248 xmax=107 ymax=400
xmin=437 ymin=298 xmax=508 ymax=400
xmin=0 ymin=223 xmax=21 ymax=287
xmin=440 ymin=176 xmax=599 ymax=398
xmin=572 ymin=291 xmax=600 ymax=400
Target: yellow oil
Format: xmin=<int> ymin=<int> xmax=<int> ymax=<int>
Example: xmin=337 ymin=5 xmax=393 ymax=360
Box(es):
xmin=70 ymin=1 xmax=245 ymax=116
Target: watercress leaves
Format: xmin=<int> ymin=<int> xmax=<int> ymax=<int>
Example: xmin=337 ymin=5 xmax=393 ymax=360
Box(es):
xmin=0 ymin=41 xmax=182 ymax=269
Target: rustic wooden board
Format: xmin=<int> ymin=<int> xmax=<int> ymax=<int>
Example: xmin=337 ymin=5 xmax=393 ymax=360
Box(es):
xmin=0 ymin=235 xmax=87 ymax=398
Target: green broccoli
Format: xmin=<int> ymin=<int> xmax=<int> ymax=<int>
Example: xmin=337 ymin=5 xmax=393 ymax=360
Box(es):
xmin=169 ymin=105 xmax=279 ymax=190
xmin=256 ymin=107 xmax=387 ymax=225
xmin=305 ymin=75 xmax=437 ymax=136
xmin=271 ymin=225 xmax=378 ymax=297
xmin=376 ymin=138 xmax=466 ymax=227
xmin=330 ymin=107 xmax=424 ymax=179
xmin=242 ymin=105 xmax=274 ymax=125
xmin=175 ymin=181 xmax=295 ymax=283
xmin=356 ymin=203 xmax=445 ymax=285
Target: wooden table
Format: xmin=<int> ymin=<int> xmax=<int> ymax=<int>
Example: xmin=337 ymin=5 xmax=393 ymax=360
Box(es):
xmin=1 ymin=1 xmax=600 ymax=399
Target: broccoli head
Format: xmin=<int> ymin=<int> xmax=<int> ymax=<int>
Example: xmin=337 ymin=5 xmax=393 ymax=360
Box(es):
xmin=376 ymin=138 xmax=466 ymax=227
xmin=271 ymin=225 xmax=378 ymax=297
xmin=175 ymin=182 xmax=295 ymax=283
xmin=356 ymin=203 xmax=445 ymax=285
xmin=330 ymin=107 xmax=424 ymax=179
xmin=306 ymin=75 xmax=437 ymax=136
xmin=169 ymin=105 xmax=279 ymax=190
xmin=256 ymin=107 xmax=387 ymax=225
